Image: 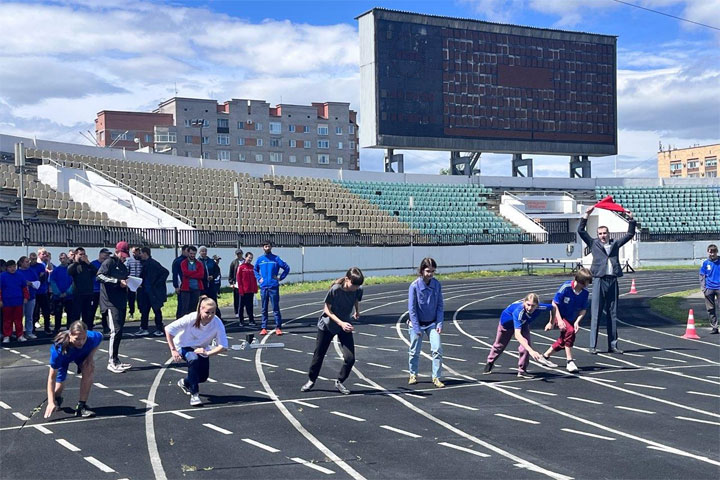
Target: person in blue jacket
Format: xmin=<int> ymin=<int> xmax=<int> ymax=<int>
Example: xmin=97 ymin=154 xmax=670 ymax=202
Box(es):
xmin=49 ymin=252 xmax=74 ymax=333
xmin=700 ymin=243 xmax=720 ymax=335
xmin=172 ymin=245 xmax=189 ymax=319
xmin=484 ymin=293 xmax=552 ymax=378
xmin=17 ymin=256 xmax=39 ymax=339
xmin=254 ymin=241 xmax=290 ymax=336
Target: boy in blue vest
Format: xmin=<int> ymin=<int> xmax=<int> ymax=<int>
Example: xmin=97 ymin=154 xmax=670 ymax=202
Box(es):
xmin=700 ymin=244 xmax=720 ymax=335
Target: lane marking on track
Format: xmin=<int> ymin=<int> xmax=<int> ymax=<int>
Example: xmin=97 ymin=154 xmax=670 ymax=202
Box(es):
xmin=34 ymin=425 xmax=52 ymax=434
xmin=648 ymin=362 xmax=668 ymax=367
xmin=441 ymin=401 xmax=478 ymax=411
xmin=353 ymin=383 xmax=376 ymax=389
xmin=358 ymin=332 xmax=376 ymax=337
xmin=131 ymin=357 xmax=146 ymax=362
xmin=443 ymin=342 xmax=463 ymax=347
xmin=19 ymin=353 xmax=30 ymax=359
xmin=31 ymin=359 xmax=43 ymax=364
xmin=170 ymin=411 xmax=194 ymax=419
xmin=206 ymin=378 xmax=217 ymax=383
xmin=170 ymin=368 xmax=186 ymax=374
xmin=222 ymin=382 xmax=245 ymax=390
xmin=687 ymin=391 xmax=720 ymax=398
xmin=114 ymin=390 xmax=133 ymax=397
xmin=675 ymin=416 xmax=720 ymax=426
xmin=145 ymin=357 xmax=173 ymax=480
xmin=624 ymin=382 xmax=666 ymax=390
xmin=291 ymin=457 xmax=335 ymax=474
xmin=526 ymin=390 xmax=557 ymax=396
xmin=494 ymin=413 xmax=540 ymax=425
xmin=254 ymin=390 xmax=272 ymax=397
xmin=366 ymin=362 xmax=391 ymax=369
xmin=233 ymin=357 xmax=251 ymax=362
xmin=380 ymin=425 xmax=422 ymax=438
xmin=84 ymin=456 xmax=115 ymax=473
xmin=285 ymin=348 xmax=304 ymax=353
xmin=286 ymin=368 xmax=306 ymax=375
xmin=140 ymin=400 xmax=158 ymax=407
xmin=444 ymin=356 xmax=467 ymax=362
xmin=496 ymin=385 xmax=521 ymax=390
xmin=376 ymin=347 xmax=398 ymax=352
xmin=331 ymin=411 xmax=366 ymax=422
xmin=439 ymin=442 xmax=491 ymax=457
xmin=292 ymin=400 xmax=319 ymax=409
xmin=56 ymin=438 xmax=81 ymax=451
xmin=260 ymin=362 xmax=278 ymax=368
xmin=567 ymin=397 xmax=603 ymax=405
xmin=622 ymin=352 xmax=644 ymax=357
xmin=203 ymin=423 xmax=233 ymax=435
xmin=93 ymin=383 xmax=107 ymax=389
xmin=12 ymin=412 xmax=29 ymax=421
xmin=242 ymin=438 xmax=280 ymax=453
xmin=0 ymin=401 xmax=11 ymax=409
xmin=653 ymin=356 xmax=686 ymax=363
xmin=591 ymin=378 xmax=617 ymax=383
xmin=561 ymin=429 xmax=615 ymax=441
xmin=595 ymin=362 xmax=623 ymax=368
xmin=614 ymin=406 xmax=655 ymax=414
xmin=301 ymin=335 xmax=316 ymax=340
xmin=8 ymin=349 xmax=20 ymax=354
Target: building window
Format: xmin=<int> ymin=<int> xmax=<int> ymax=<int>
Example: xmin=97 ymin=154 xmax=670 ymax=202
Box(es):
xmin=350 ymin=141 xmax=356 ymax=150
xmin=257 ymin=138 xmax=263 ymax=147
xmin=217 ymin=118 xmax=229 ymax=128
xmin=239 ymin=153 xmax=246 ymax=162
xmin=255 ymin=123 xmax=263 ymax=131
xmin=217 ymin=150 xmax=230 ymax=161
xmin=338 ymin=142 xmax=343 ymax=150
xmin=184 ymin=135 xmax=193 ymax=144
xmin=304 ymin=155 xmax=311 ymax=164
xmin=349 ymin=125 xmax=355 ymax=134
xmin=707 ymin=171 xmax=717 ymax=177
xmin=317 ymin=140 xmax=329 ymax=149
xmin=303 ymin=125 xmax=310 ymax=133
xmin=289 ymin=139 xmax=296 ymax=148
xmin=155 ymin=132 xmax=176 ymax=143
xmin=317 ymin=154 xmax=329 ymax=164
xmin=289 ymin=125 xmax=296 ymax=132
xmin=335 ymin=126 xmax=343 ymax=135
xmin=189 ymin=119 xmax=209 ymax=127
xmin=289 ymin=155 xmax=297 ymax=163
xmin=201 ymin=136 xmax=209 ymax=145
xmin=111 ymin=131 xmax=129 ymax=141
xmin=318 ymin=124 xmax=328 ymax=136
xmin=705 ymin=157 xmax=717 ymax=167
xmin=670 ymin=163 xmax=682 ymax=172
xmin=184 ymin=119 xmax=191 ymax=127
xmin=238 ymin=138 xmax=245 ymax=146
xmin=269 ymin=122 xmax=282 ymax=134
xmin=237 ymin=121 xmax=245 ymax=130
xmin=337 ymin=157 xmax=343 ymax=165
xmin=304 ymin=140 xmax=311 ymax=149
xmin=202 ymin=152 xmax=210 ymax=159
xmin=270 ymin=138 xmax=281 ymax=147
xmin=217 ymin=134 xmax=230 ymax=145
xmin=270 ymin=152 xmax=282 ymax=163
xmin=145 ymin=134 xmax=153 ymax=143
xmin=255 ymin=154 xmax=263 ymax=162
xmin=687 ymin=160 xmax=699 ymax=169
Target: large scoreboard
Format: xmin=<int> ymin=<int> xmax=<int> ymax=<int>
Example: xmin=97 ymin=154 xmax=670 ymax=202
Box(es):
xmin=358 ymin=8 xmax=617 ymax=156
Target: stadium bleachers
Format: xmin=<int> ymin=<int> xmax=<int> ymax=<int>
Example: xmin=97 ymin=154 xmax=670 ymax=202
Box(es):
xmin=597 ymin=185 xmax=720 ymax=233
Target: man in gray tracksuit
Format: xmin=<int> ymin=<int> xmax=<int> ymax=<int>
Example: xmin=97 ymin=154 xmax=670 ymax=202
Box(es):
xmin=578 ymin=207 xmax=636 ymax=354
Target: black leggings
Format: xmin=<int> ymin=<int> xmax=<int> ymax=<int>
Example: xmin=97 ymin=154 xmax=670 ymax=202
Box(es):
xmin=308 ymin=328 xmax=355 ymax=383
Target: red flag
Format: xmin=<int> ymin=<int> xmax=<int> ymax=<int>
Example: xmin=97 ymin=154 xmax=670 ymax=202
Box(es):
xmin=593 ymin=195 xmax=626 ymax=212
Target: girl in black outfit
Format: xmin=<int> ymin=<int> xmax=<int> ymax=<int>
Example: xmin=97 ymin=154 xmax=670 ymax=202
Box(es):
xmin=301 ymin=267 xmax=363 ymax=395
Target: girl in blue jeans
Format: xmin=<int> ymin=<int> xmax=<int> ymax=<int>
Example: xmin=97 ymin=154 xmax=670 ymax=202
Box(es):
xmin=407 ymin=257 xmax=445 ymax=388
xmin=165 ymin=296 xmax=228 ymax=406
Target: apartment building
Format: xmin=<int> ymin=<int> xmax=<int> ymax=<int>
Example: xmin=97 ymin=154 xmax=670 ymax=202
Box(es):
xmin=658 ymin=143 xmax=719 ymax=178
xmin=96 ymin=97 xmax=359 ymax=170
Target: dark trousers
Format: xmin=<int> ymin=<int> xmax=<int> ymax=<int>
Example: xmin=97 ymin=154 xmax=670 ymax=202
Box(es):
xmin=207 ymin=286 xmax=221 ymax=319
xmin=138 ymin=291 xmax=164 ymax=330
xmin=704 ymin=289 xmax=719 ymax=329
xmin=127 ymin=290 xmax=137 ymax=317
xmin=106 ymin=304 xmax=126 ymax=365
xmin=180 ymin=347 xmax=210 ymax=394
xmin=239 ymin=293 xmax=255 ymax=324
xmin=590 ymin=276 xmax=620 ymax=350
xmin=92 ymin=292 xmax=108 ymax=331
xmin=233 ymin=289 xmax=240 ymax=318
xmin=308 ymin=328 xmax=355 ymax=383
xmin=73 ymin=294 xmax=95 ymax=330
xmin=33 ymin=292 xmax=52 ymax=331
xmin=179 ymin=289 xmax=201 ymax=317
xmin=487 ymin=322 xmax=532 ymax=373
xmin=52 ymin=296 xmax=74 ymax=331
xmin=260 ymin=287 xmax=281 ymax=329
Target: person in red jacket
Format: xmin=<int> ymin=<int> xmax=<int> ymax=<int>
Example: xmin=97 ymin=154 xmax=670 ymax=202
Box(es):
xmin=236 ymin=252 xmax=258 ymax=326
xmin=179 ymin=246 xmax=205 ymax=317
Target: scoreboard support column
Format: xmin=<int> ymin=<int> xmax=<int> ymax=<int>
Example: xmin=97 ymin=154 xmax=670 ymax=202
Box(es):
xmin=512 ymin=153 xmax=534 ymax=177
xmin=570 ymin=155 xmax=592 ymax=178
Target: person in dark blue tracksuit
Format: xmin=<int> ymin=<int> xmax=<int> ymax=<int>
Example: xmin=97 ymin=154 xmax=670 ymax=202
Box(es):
xmin=254 ymin=241 xmax=290 ymax=336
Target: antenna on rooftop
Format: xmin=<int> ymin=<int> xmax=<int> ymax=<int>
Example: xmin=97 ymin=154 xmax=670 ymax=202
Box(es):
xmin=80 ymin=130 xmax=100 ymax=147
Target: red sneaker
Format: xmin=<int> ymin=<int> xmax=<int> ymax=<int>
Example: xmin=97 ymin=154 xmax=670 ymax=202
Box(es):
xmin=275 ymin=328 xmax=283 ymax=336
xmin=260 ymin=328 xmax=268 ymax=335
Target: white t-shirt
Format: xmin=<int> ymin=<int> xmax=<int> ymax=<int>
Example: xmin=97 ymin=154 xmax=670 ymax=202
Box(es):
xmin=166 ymin=313 xmax=228 ymax=350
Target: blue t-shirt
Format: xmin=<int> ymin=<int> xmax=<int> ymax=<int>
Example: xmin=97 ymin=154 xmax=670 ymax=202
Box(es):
xmin=49 ymin=330 xmax=103 ymax=375
xmin=30 ymin=262 xmax=49 ymax=294
xmin=18 ymin=268 xmax=39 ymax=300
xmin=500 ymin=301 xmax=552 ymax=329
xmin=0 ymin=271 xmax=27 ymax=307
xmin=553 ymin=281 xmax=590 ymax=321
xmin=700 ymin=258 xmax=720 ymax=290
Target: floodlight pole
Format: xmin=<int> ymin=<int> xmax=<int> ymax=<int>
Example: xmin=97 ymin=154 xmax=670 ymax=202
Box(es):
xmin=409 ymin=195 xmax=414 ymax=272
xmin=14 ymin=142 xmax=25 ymax=223
xmin=233 ymin=181 xmax=242 ymax=232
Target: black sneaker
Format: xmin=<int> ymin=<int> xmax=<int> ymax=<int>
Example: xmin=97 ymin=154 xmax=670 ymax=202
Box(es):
xmin=710 ymin=328 xmax=719 ymax=335
xmin=483 ymin=361 xmax=494 ymax=374
xmin=75 ymin=404 xmax=95 ymax=418
xmin=334 ymin=380 xmax=350 ymax=395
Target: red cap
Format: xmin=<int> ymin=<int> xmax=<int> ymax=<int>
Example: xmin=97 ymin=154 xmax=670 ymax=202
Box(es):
xmin=115 ymin=241 xmax=130 ymax=258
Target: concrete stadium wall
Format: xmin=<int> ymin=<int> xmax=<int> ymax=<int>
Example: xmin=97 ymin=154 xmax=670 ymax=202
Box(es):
xmin=637 ymin=240 xmax=714 ymax=267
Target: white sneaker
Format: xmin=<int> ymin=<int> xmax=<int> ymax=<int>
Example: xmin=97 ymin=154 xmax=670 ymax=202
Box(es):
xmin=18 ymin=336 xmax=27 ymax=343
xmin=25 ymin=332 xmax=37 ymax=340
xmin=2 ymin=337 xmax=9 ymax=344
xmin=566 ymin=360 xmax=579 ymax=373
xmin=107 ymin=363 xmax=125 ymax=374
xmin=133 ymin=328 xmax=149 ymax=337
xmin=118 ymin=363 xmax=132 ymax=370
xmin=190 ymin=394 xmax=202 ymax=406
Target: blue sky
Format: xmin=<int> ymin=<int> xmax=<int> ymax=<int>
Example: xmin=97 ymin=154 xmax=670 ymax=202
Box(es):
xmin=1 ymin=0 xmax=718 ymax=177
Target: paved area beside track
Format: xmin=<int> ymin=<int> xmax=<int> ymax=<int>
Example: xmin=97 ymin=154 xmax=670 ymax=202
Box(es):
xmin=1 ymin=270 xmax=719 ymax=479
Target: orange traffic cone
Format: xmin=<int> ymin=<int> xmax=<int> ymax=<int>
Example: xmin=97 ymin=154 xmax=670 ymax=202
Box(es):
xmin=681 ymin=309 xmax=701 ymax=340
xmin=628 ymin=278 xmax=638 ymax=294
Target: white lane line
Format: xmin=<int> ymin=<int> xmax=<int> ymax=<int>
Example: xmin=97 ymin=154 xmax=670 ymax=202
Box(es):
xmin=442 ymin=333 xmax=461 ymax=336
xmin=233 ymin=356 xmax=251 ymax=362
xmin=405 ymin=393 xmax=426 ymax=399
xmin=31 ymin=359 xmax=43 ymax=364
xmin=19 ymin=353 xmax=30 ymax=359
xmin=285 ymin=347 xmax=304 ymax=353
xmin=687 ymin=391 xmax=720 ymax=398
xmin=380 ymin=425 xmax=422 ymax=438
xmin=93 ymin=382 xmax=107 ymax=389
xmin=203 ymin=423 xmax=233 ymax=435
xmin=706 ymin=375 xmax=720 ymax=380
xmin=443 ymin=342 xmax=463 ymax=347
xmin=330 ymin=411 xmax=366 ymax=422
xmin=355 ymin=345 xmax=369 ymax=349
xmin=84 ymin=456 xmax=115 ymax=473
xmin=12 ymin=412 xmax=29 ymax=421
xmin=170 ymin=411 xmax=194 ymax=419
xmin=376 ymin=347 xmax=398 ymax=352
xmin=595 ymin=362 xmax=622 ymax=368
xmin=526 ymin=390 xmax=557 ymax=397
xmin=301 ymin=335 xmax=316 ymax=340
xmin=170 ymin=368 xmax=185 ymax=374
xmin=292 ymin=400 xmax=319 ymax=409
xmin=622 ymin=352 xmax=644 ymax=357
xmin=286 ymin=368 xmax=306 ymax=375
xmin=494 ymin=413 xmax=540 ymax=424
xmin=353 ymin=383 xmax=375 ymax=389
xmin=625 ymin=383 xmax=666 ymax=390
xmin=131 ymin=357 xmax=147 ymax=362
xmin=358 ymin=332 xmax=376 ymax=337
xmin=0 ymin=401 xmax=11 ymax=409
xmin=383 ymin=336 xmax=402 ymax=340
xmin=56 ymin=438 xmax=81 ymax=451
xmin=150 ymin=362 xmax=162 ymax=367
xmin=592 ymin=378 xmax=617 ymax=383
xmin=567 ymin=396 xmax=603 ymax=405
xmin=140 ymin=400 xmax=159 ymax=407
xmin=260 ymin=362 xmax=278 ymax=368
xmin=441 ymin=401 xmax=478 ymax=411
xmin=444 ymin=356 xmax=467 ymax=362
xmin=206 ymin=378 xmax=217 ymax=383
xmin=675 ymin=416 xmax=720 ymax=426
xmin=154 ymin=339 xmax=165 ymax=344
xmin=562 ymin=428 xmax=615 ymax=441
xmin=118 ymin=354 xmax=129 ymax=358
xmin=218 ymin=353 xmax=227 ymax=357
xmin=99 ymin=348 xmax=109 ymax=352
xmin=653 ymin=356 xmax=686 ymax=363
xmin=290 ymin=457 xmax=335 ymax=475
xmin=496 ymin=385 xmax=521 ymax=390
xmin=254 ymin=390 xmax=272 ymax=397
xmin=471 ymin=345 xmax=489 ymax=350
xmin=439 ymin=442 xmax=491 ymax=457
xmin=366 ymin=362 xmax=391 ymax=369
xmin=222 ymin=382 xmax=245 ymax=390
xmin=8 ymin=349 xmax=20 ymax=354
xmin=615 ymin=406 xmax=656 ymax=414
xmin=242 ymin=438 xmax=280 ymax=453
xmin=114 ymin=390 xmax=133 ymax=397
xmin=648 ymin=362 xmax=667 ymax=367
xmin=34 ymin=425 xmax=53 ymax=434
